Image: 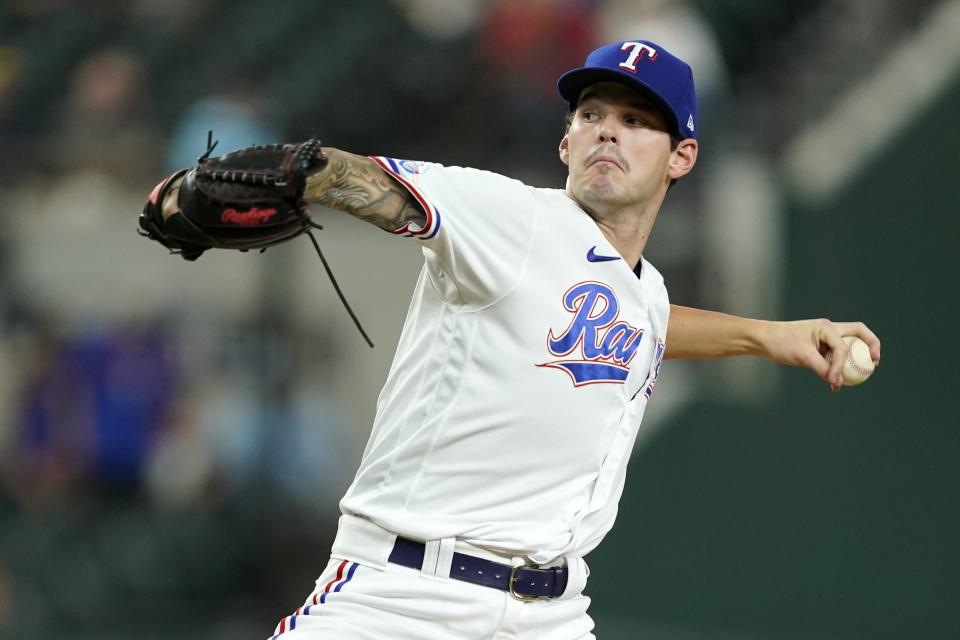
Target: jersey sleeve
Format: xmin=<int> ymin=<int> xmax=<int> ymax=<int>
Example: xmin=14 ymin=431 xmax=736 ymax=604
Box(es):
xmin=370 ymin=156 xmax=538 ymax=307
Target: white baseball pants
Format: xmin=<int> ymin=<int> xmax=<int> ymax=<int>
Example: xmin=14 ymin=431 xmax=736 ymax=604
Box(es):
xmin=265 ymin=516 xmax=595 ymax=640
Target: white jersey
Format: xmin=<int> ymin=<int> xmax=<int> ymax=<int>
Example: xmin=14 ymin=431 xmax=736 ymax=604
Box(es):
xmin=339 ymin=157 xmax=669 ymax=565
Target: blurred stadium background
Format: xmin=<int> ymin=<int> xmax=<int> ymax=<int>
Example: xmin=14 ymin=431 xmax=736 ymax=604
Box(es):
xmin=0 ymin=0 xmax=958 ymax=638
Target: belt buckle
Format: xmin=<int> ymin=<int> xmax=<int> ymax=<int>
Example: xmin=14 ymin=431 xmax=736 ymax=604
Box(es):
xmin=508 ymin=563 xmax=540 ymax=602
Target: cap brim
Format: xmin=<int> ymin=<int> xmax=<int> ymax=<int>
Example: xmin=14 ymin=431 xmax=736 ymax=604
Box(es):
xmin=557 ymin=67 xmax=680 ymax=139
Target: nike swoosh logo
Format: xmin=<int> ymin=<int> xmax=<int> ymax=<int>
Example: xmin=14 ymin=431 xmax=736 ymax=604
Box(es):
xmin=586 ymin=246 xmax=621 ymax=263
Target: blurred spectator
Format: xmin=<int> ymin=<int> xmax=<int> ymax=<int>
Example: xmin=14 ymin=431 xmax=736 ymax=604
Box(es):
xmin=143 ymin=321 xmax=350 ymax=515
xmin=389 ymin=0 xmax=485 ymax=40
xmin=53 ymin=47 xmax=161 ymax=185
xmin=164 ymin=72 xmax=283 ymax=172
xmin=478 ymin=0 xmax=599 ymax=99
xmin=7 ymin=46 xmax=161 ymax=243
xmin=5 ymin=320 xmax=178 ymax=506
xmin=1 ymin=321 xmax=88 ymax=507
xmin=143 ymin=399 xmax=216 ymax=511
xmin=144 ymin=365 xmax=261 ymax=511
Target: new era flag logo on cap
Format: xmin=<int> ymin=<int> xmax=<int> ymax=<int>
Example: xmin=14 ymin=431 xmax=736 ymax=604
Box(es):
xmin=557 ymin=40 xmax=698 ymax=140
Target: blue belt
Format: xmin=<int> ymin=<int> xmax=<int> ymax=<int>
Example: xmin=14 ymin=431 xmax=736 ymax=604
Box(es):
xmin=388 ymin=537 xmax=569 ymax=601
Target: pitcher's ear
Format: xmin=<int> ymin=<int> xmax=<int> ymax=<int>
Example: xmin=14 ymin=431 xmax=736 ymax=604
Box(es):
xmin=668 ymin=138 xmax=698 ymax=180
xmin=559 ymin=134 xmax=570 ymax=165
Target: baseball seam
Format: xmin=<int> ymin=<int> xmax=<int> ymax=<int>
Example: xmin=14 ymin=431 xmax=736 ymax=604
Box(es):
xmin=845 ymin=349 xmax=872 ymax=376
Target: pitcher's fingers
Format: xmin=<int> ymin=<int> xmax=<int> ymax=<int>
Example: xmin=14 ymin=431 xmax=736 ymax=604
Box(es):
xmin=817 ymin=320 xmax=848 ymax=388
xmin=809 ymin=349 xmax=839 ymax=391
xmin=834 ymin=321 xmax=881 ymax=364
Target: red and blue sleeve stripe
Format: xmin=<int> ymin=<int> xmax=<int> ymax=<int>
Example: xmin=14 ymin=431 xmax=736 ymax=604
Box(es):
xmin=369 ymin=156 xmax=441 ymax=240
xmin=270 ymin=560 xmax=359 ymax=638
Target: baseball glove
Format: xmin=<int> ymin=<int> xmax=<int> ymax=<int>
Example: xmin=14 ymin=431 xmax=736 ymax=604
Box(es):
xmin=139 ymin=135 xmax=325 ymax=261
xmin=139 ymin=135 xmax=373 ymax=347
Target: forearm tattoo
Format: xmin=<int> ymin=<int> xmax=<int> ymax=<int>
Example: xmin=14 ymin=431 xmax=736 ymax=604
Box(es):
xmin=305 ymin=150 xmax=427 ymax=232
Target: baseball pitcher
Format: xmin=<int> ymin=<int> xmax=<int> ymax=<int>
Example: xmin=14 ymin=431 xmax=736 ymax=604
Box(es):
xmin=140 ymin=39 xmax=880 ymax=639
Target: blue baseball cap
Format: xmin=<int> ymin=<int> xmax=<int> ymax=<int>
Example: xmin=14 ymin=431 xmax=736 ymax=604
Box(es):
xmin=558 ymin=40 xmax=698 ymax=140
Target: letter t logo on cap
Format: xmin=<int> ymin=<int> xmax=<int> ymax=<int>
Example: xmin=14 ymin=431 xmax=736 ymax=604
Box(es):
xmin=618 ymin=42 xmax=658 ymax=73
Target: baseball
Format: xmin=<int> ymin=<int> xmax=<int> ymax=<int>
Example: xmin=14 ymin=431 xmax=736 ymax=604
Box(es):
xmin=833 ymin=336 xmax=875 ymax=385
